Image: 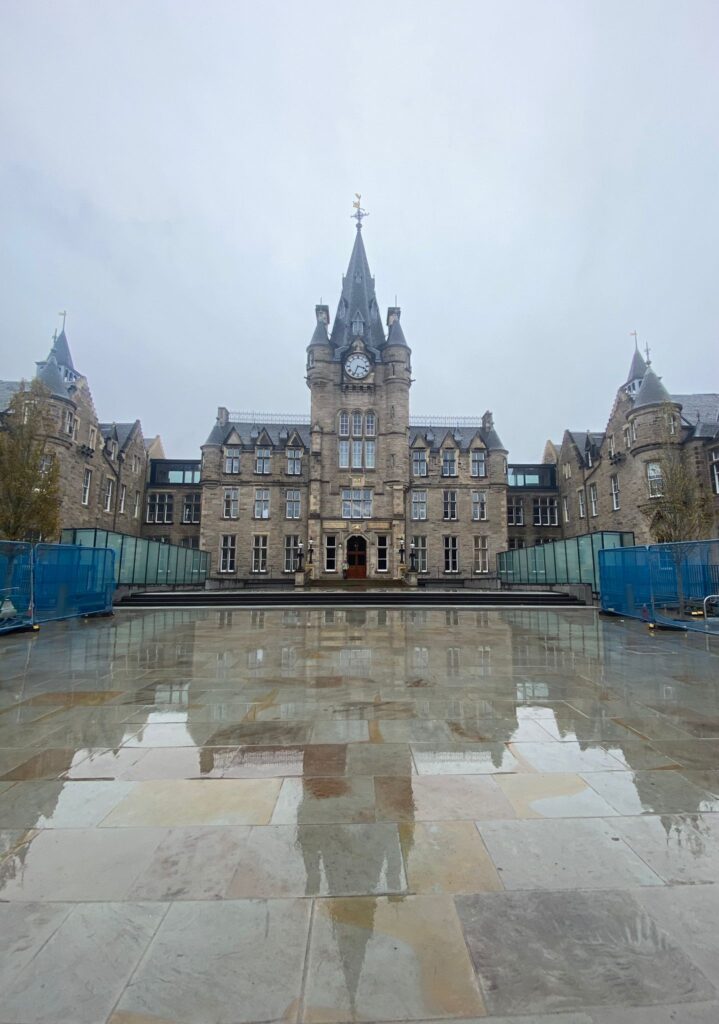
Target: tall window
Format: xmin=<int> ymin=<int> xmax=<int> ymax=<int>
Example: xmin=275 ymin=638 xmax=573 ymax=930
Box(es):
xmin=578 ymin=490 xmax=586 ymax=518
xmin=341 ymin=488 xmax=373 ymax=519
xmin=412 ymin=536 xmax=428 ymax=573
xmin=533 ymin=497 xmax=558 ymax=526
xmin=562 ymin=462 xmax=572 ymax=480
xmin=224 ymin=447 xmax=240 ymax=474
xmin=220 ymin=535 xmax=236 ymax=573
xmin=473 ymin=536 xmax=489 ymax=573
xmin=412 ymin=449 xmax=428 ymax=477
xmin=364 ymin=440 xmax=375 ymax=469
xmin=589 ymin=483 xmax=598 ymax=516
xmin=119 ymin=484 xmax=127 ymax=514
xmin=442 ymin=449 xmax=458 ymax=476
xmin=411 ymin=490 xmax=427 ymax=520
xmin=182 ymin=492 xmax=200 ymax=523
xmin=255 ymin=447 xmax=271 ymax=474
xmin=586 ymin=448 xmax=593 ymax=468
xmin=611 ymin=475 xmax=620 ymax=510
xmin=352 ymin=411 xmax=363 ymax=437
xmin=133 ymin=491 xmax=140 ymax=518
xmin=443 ymin=489 xmax=457 ymax=521
xmin=562 ymin=496 xmax=569 ymax=523
xmin=352 ymin=440 xmax=363 ymax=469
xmin=88 ymin=426 xmax=97 ymax=451
xmin=339 ymin=412 xmax=349 ymax=436
xmin=286 ymin=489 xmax=301 ymax=519
xmin=711 ymin=450 xmax=719 ymax=495
xmin=339 ymin=440 xmax=350 ymax=468
xmin=284 ymin=535 xmax=300 ymax=572
xmin=223 ymin=487 xmax=239 ymax=519
xmin=252 ymin=535 xmax=268 ymax=573
xmin=365 ymin=412 xmax=376 ymax=436
xmin=608 ymin=435 xmax=615 ymax=458
xmin=507 ymin=498 xmax=524 ymax=526
xmin=647 ymin=462 xmax=663 ymax=498
xmin=103 ymin=478 xmax=115 ymax=513
xmin=286 ymin=448 xmax=302 ymax=475
xmin=377 ymin=535 xmax=388 ymax=572
xmin=254 ymin=488 xmax=270 ymax=518
xmin=63 ymin=410 xmax=75 ymax=436
xmin=146 ymin=492 xmax=173 ymax=523
xmin=443 ymin=536 xmax=459 ymax=573
xmin=82 ymin=468 xmax=92 ymax=506
xmin=471 ymin=450 xmax=486 ymax=477
xmin=325 ymin=534 xmax=337 ymax=571
xmin=471 ymin=490 xmax=487 ymax=521
xmin=623 ymin=426 xmax=631 ymax=449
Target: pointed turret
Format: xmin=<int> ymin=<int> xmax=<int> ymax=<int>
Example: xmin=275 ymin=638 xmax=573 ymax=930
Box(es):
xmin=625 ymin=339 xmax=647 ymax=396
xmin=51 ymin=329 xmax=75 ymax=373
xmin=36 ymin=352 xmax=69 ymax=398
xmin=308 ymin=305 xmax=330 ymax=348
xmin=329 ymin=224 xmax=385 ymax=352
xmin=633 ymin=366 xmax=672 ymax=409
xmin=385 ymin=306 xmax=409 ymax=348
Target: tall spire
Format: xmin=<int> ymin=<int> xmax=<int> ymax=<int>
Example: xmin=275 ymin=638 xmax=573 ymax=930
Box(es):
xmin=329 ymin=213 xmax=385 ymax=351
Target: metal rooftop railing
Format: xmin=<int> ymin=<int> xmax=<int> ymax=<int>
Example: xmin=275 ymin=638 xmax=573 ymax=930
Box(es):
xmin=228 ymin=412 xmax=311 ymax=424
xmin=410 ymin=415 xmax=485 ymax=427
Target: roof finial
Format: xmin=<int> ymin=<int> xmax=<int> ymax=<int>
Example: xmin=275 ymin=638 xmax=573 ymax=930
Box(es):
xmin=630 ymin=329 xmax=638 ymax=350
xmin=644 ymin=341 xmax=651 ymax=366
xmin=351 ymin=193 xmax=369 ymax=228
xmin=58 ymin=309 xmax=67 ymax=332
xmin=52 ymin=328 xmax=58 ymax=343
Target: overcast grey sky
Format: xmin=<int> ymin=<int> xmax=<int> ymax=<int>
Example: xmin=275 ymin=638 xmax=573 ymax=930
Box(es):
xmin=1 ymin=0 xmax=717 ymax=459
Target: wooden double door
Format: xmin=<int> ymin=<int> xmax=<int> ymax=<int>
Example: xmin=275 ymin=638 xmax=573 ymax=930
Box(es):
xmin=346 ymin=536 xmax=367 ymax=579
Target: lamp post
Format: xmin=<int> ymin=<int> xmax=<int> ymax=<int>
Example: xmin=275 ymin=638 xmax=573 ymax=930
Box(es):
xmin=307 ymin=540 xmax=313 ymax=565
xmin=297 ymin=541 xmax=304 ymax=572
xmin=409 ymin=541 xmax=417 ymax=573
xmin=398 ymin=538 xmax=406 ymax=566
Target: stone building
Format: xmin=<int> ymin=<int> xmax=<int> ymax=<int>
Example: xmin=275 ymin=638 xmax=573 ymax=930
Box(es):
xmin=199 ymin=218 xmax=510 ymax=583
xmin=0 ymin=329 xmax=149 ymax=538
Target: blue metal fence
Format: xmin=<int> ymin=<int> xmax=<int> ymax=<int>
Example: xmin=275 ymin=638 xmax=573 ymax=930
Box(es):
xmin=497 ymin=532 xmax=635 ymax=592
xmin=60 ymin=529 xmax=208 ymax=586
xmin=599 ymin=540 xmax=719 ymax=633
xmin=0 ymin=542 xmax=115 ymax=635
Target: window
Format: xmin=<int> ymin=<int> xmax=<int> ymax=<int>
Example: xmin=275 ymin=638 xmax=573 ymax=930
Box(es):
xmin=38 ymin=453 xmax=53 ymax=476
xmin=252 ymin=535 xmax=268 ymax=573
xmin=63 ymin=409 xmax=74 ymax=436
xmin=352 ymin=440 xmax=363 ymax=469
xmin=364 ymin=440 xmax=375 ymax=469
xmin=339 ymin=412 xmax=349 ymax=436
xmin=562 ymin=462 xmax=572 ymax=480
xmin=647 ymin=462 xmax=663 ymax=498
xmin=608 ymin=435 xmax=615 ymax=458
xmin=508 ymin=537 xmax=524 ymax=550
xmin=223 ymin=488 xmax=239 ymax=519
xmin=471 ymin=450 xmax=486 ymax=477
xmin=132 ymin=454 xmax=141 ymax=474
xmin=411 ymin=490 xmax=427 ymax=520
xmin=352 ymin=411 xmax=363 ymax=437
xmin=711 ymin=450 xmax=719 ymax=495
xmin=82 ymin=468 xmax=92 ymax=506
xmin=286 ymin=448 xmax=302 ymax=475
xmin=133 ymin=491 xmax=140 ymax=518
xmin=103 ymin=478 xmax=115 ymax=513
xmin=443 ymin=536 xmax=459 ymax=573
xmin=586 ymin=448 xmax=593 ymax=468
xmin=286 ymin=488 xmax=301 ymax=518
xmin=471 ymin=490 xmax=487 ymax=521
xmin=146 ymin=492 xmax=173 ymax=523
xmin=351 ymin=317 xmax=364 ymax=337
xmin=341 ymin=488 xmax=373 ymax=519
xmin=307 ymin=351 xmax=315 ymax=369
xmin=255 ymin=447 xmax=271 ymax=474
xmin=224 ymin=447 xmax=240 ymax=474
xmin=220 ymin=535 xmax=236 ymax=573
xmin=254 ymin=488 xmax=270 ymax=518
xmin=119 ymin=484 xmax=127 ymax=514
xmin=474 ymin=536 xmax=489 ymax=573
xmin=623 ymin=426 xmax=631 ymax=449
xmin=578 ymin=490 xmax=586 ymax=518
xmin=666 ymin=412 xmax=677 ymax=435
xmin=589 ymin=483 xmax=598 ymax=516
xmin=411 ymin=536 xmax=428 ymax=573
xmin=365 ymin=412 xmax=376 ymax=436
xmin=611 ymin=475 xmax=620 ymax=510
xmin=108 ymin=440 xmax=118 ymax=460
xmin=562 ymin=496 xmax=569 ymax=523
xmin=88 ymin=426 xmax=97 ymax=450
xmin=631 ymin=420 xmax=637 ymax=441
xmin=443 ymin=489 xmax=457 ymax=521
xmin=507 ymin=498 xmax=524 ymax=526
xmin=284 ymin=535 xmax=300 ymax=572
xmin=181 ymin=492 xmax=200 ymax=523
xmin=442 ymin=449 xmax=458 ymax=476
xmin=412 ymin=449 xmax=428 ymax=477
xmin=325 ymin=534 xmax=337 ymax=571
xmin=377 ymin=535 xmax=388 ymax=572
xmin=533 ymin=497 xmax=558 ymax=526
xmin=339 ymin=440 xmax=350 ymax=468
xmin=180 ymin=536 xmax=199 ymax=549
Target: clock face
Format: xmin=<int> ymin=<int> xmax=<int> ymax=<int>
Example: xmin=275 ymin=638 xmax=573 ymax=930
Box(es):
xmin=344 ymin=353 xmax=371 ymax=379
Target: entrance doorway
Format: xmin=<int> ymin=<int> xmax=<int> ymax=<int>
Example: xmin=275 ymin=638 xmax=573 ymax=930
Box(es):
xmin=346 ymin=536 xmax=367 ymax=579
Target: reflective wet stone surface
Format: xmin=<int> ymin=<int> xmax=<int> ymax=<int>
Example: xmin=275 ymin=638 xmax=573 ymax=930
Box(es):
xmin=0 ymin=605 xmax=717 ymax=1022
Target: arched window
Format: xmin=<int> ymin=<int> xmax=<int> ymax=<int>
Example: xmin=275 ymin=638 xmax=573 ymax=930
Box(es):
xmin=338 ymin=411 xmax=349 ymax=436
xmin=352 ymin=411 xmax=363 ymax=437
xmin=338 ymin=409 xmax=377 ymax=470
xmin=365 ymin=411 xmax=376 ymax=437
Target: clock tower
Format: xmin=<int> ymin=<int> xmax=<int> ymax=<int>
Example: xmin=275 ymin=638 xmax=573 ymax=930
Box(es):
xmin=306 ymin=212 xmax=412 ymax=579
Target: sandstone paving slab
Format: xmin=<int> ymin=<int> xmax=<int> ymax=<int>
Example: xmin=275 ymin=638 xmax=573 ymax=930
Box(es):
xmin=309 ymin=720 xmax=370 ymax=743
xmin=411 ymin=742 xmax=521 ymax=775
xmin=367 ymin=719 xmax=455 ymax=742
xmin=634 ymin=883 xmax=719 ymax=988
xmin=376 ymin=774 xmax=516 ymax=822
xmin=2 ymin=747 xmax=92 ymax=780
xmin=647 ymin=740 xmax=719 ymax=770
xmin=222 ymin=743 xmax=348 ymax=778
xmin=495 ymin=772 xmax=620 ymax=818
xmin=0 ymin=900 xmax=71 ymax=992
xmin=507 ymin=741 xmax=633 ymax=773
xmin=455 ymin=889 xmax=715 ymax=1017
xmin=226 ymin=823 xmax=406 ymax=898
xmin=0 ymin=748 xmax=42 ymax=776
xmin=271 ymin=776 xmax=376 ymax=824
xmin=116 ymin=899 xmax=310 ymax=1024
xmin=205 ymin=721 xmax=312 ymax=746
xmin=0 ymin=779 xmax=135 ymax=828
xmin=477 ymin=818 xmax=664 ymax=889
xmin=581 ymin=769 xmax=719 ymax=815
xmin=679 ymin=768 xmax=719 ymax=796
xmin=345 ymin=741 xmax=414 ymax=775
xmin=588 ymin=1004 xmax=719 ymax=1023
xmin=118 ymin=745 xmax=236 ymax=780
xmin=122 ymin=721 xmax=216 ymax=748
xmin=0 ymin=902 xmax=167 ymax=1024
xmin=609 ymin=812 xmax=719 ymax=884
xmin=100 ymin=778 xmax=281 ymax=827
xmin=399 ymin=820 xmax=503 ymax=893
xmin=62 ymin=746 xmax=153 ymax=779
xmin=0 ymin=826 xmax=166 ymax=900
xmin=303 ymin=894 xmax=485 ymax=1021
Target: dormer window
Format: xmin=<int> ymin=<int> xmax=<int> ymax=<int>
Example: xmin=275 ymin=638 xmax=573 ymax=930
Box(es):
xmin=412 ymin=449 xmax=428 ymax=477
xmin=442 ymin=450 xmax=458 ymax=477
xmin=586 ymin=449 xmax=593 ymax=468
xmin=351 ymin=316 xmax=364 ymax=337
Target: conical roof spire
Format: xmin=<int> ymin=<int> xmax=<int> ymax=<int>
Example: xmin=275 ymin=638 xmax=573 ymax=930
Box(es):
xmin=633 ymin=366 xmax=672 ymax=409
xmin=329 ymin=223 xmax=385 ymax=351
xmin=36 ymin=352 xmax=69 ymax=398
xmin=625 ymin=343 xmax=647 ymax=385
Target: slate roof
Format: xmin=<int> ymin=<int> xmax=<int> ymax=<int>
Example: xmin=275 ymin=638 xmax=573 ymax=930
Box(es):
xmin=568 ymin=430 xmax=605 ymax=453
xmin=626 ymin=346 xmax=647 ymax=383
xmin=409 ymin=423 xmax=506 ymax=452
xmin=0 ymin=380 xmax=20 ymax=413
xmin=205 ymin=421 xmax=312 ymax=448
xmin=328 ymin=225 xmax=387 ymax=356
xmin=36 ymin=354 xmax=70 ymax=399
xmin=386 ymin=318 xmax=409 ymax=348
xmin=633 ymin=367 xmax=672 ymax=408
xmin=51 ymin=329 xmax=75 ymax=371
xmin=672 ymin=393 xmax=719 ymax=439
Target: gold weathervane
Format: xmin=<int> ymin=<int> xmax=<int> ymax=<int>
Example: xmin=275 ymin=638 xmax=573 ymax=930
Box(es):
xmin=351 ymin=193 xmax=369 ymax=226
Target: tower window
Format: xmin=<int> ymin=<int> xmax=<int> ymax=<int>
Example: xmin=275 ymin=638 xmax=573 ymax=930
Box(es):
xmin=351 ymin=317 xmax=364 ymax=336
xmin=339 ymin=412 xmax=349 ymax=436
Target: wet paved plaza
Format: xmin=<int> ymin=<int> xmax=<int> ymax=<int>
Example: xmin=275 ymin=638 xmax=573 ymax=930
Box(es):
xmin=1 ymin=605 xmax=718 ymax=1024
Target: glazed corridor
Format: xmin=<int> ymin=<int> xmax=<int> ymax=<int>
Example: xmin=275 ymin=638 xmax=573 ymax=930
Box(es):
xmin=0 ymin=607 xmax=718 ymax=1024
